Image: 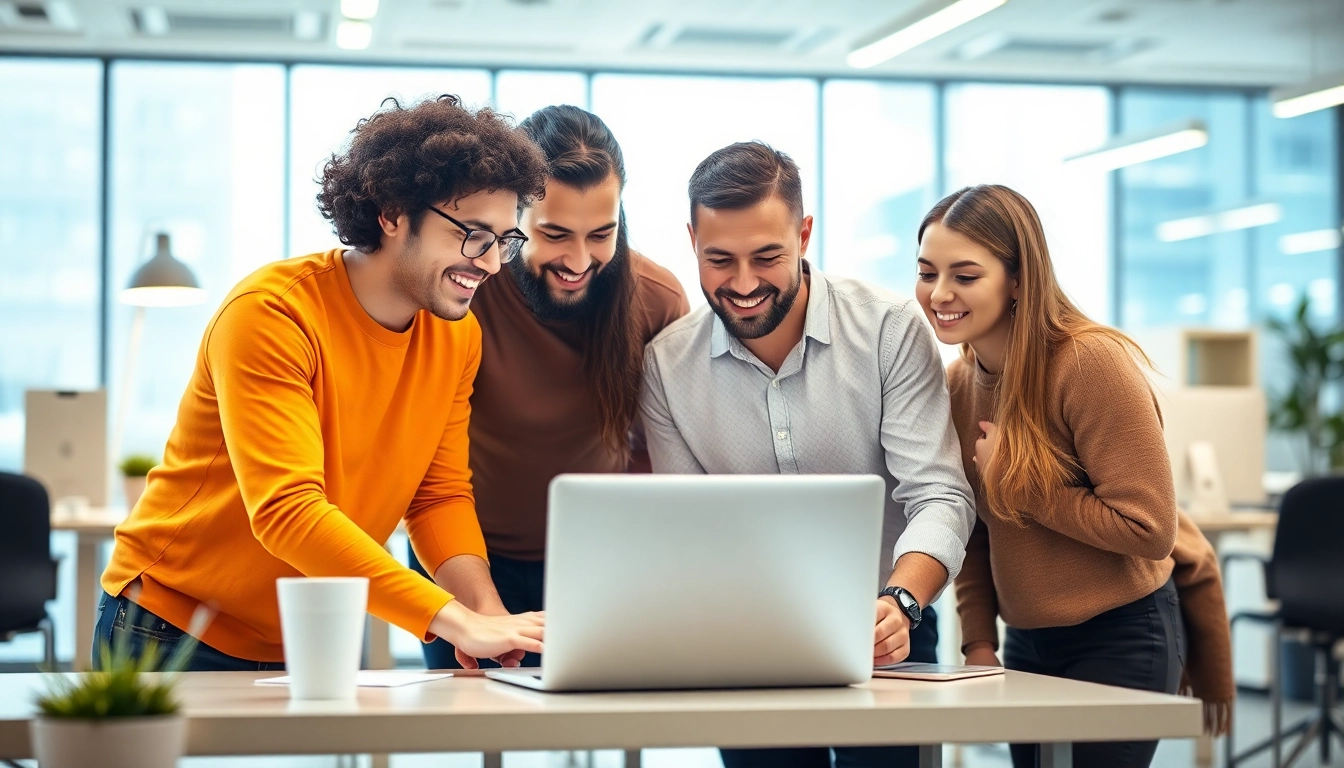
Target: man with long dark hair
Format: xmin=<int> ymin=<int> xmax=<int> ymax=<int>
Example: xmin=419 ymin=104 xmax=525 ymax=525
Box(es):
xmin=410 ymin=105 xmax=689 ymax=669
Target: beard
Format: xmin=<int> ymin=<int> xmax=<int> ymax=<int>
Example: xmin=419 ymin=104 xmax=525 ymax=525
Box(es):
xmin=508 ymin=241 xmax=629 ymax=324
xmin=704 ymin=265 xmax=802 ymax=341
xmin=394 ymin=232 xmax=486 ymax=323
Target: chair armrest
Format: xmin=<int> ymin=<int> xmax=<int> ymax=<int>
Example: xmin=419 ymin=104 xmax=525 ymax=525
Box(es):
xmin=42 ymin=558 xmax=59 ymax=601
xmin=1229 ymin=609 xmax=1278 ymax=629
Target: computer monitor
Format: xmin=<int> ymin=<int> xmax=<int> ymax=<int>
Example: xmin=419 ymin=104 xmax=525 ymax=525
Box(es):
xmin=23 ymin=389 xmax=108 ymax=507
xmin=1153 ymin=384 xmax=1267 ymax=510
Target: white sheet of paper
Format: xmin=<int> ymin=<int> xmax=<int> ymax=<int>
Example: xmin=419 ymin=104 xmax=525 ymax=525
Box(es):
xmin=255 ymin=671 xmax=452 ymax=688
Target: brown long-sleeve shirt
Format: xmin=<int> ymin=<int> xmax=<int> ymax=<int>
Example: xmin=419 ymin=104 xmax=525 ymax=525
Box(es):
xmin=948 ymin=332 xmax=1178 ymax=651
xmin=466 ymin=252 xmax=689 ymax=560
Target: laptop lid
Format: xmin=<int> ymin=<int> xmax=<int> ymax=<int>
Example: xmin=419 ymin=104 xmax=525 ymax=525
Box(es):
xmin=538 ymin=474 xmax=885 ymax=692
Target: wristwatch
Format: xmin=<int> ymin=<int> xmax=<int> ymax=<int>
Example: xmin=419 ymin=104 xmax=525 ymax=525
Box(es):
xmin=879 ymin=586 xmax=922 ymax=630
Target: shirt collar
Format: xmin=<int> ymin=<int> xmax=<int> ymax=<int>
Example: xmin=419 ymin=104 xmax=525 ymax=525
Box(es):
xmin=709 ymin=259 xmax=831 ymax=359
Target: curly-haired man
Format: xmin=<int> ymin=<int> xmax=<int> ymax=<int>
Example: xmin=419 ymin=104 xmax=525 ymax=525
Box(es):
xmin=97 ymin=95 xmax=549 ymax=671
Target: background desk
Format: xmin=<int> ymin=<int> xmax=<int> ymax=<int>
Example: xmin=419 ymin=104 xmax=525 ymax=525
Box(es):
xmin=1188 ymin=509 xmax=1279 ymax=549
xmin=0 ymin=670 xmax=1202 ymax=767
xmin=49 ymin=509 xmax=121 ymax=672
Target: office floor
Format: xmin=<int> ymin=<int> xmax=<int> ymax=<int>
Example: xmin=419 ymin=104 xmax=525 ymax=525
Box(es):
xmin=2 ymin=691 xmax=1332 ymax=768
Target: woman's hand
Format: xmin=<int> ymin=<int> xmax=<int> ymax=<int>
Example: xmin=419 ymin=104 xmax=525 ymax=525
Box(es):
xmin=973 ymin=420 xmax=1000 ymax=480
xmin=963 ymin=641 xmax=1002 ymax=668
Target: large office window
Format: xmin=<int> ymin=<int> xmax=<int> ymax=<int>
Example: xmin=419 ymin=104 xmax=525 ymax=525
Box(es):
xmin=591 ymin=74 xmax=820 ymax=303
xmin=287 ymin=66 xmax=492 ymax=256
xmin=1253 ymin=100 xmax=1338 ymax=474
xmin=1253 ymin=99 xmax=1339 ymax=325
xmin=0 ymin=59 xmax=102 ymax=473
xmin=0 ymin=58 xmax=102 ymax=664
xmin=107 ymin=62 xmax=286 ymax=472
xmin=494 ymin=70 xmax=588 ymax=120
xmin=821 ymin=80 xmax=937 ymax=293
xmin=945 ymin=84 xmax=1112 ymax=322
xmin=1118 ymin=90 xmax=1251 ymax=330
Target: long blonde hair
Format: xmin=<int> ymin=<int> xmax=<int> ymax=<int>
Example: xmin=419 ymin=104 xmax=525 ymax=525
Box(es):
xmin=918 ymin=185 xmax=1151 ymax=525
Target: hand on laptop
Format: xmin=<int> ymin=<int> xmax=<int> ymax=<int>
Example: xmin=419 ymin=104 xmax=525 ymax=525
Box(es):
xmin=430 ymin=599 xmax=545 ymax=670
xmin=873 ymin=598 xmax=911 ymax=666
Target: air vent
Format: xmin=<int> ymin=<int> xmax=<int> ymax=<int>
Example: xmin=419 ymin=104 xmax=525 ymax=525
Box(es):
xmin=0 ymin=0 xmax=79 ymax=32
xmin=15 ymin=3 xmax=47 ymax=20
xmin=132 ymin=8 xmax=325 ymax=40
xmin=669 ymin=27 xmax=795 ymax=48
xmin=639 ymin=24 xmax=822 ymax=53
xmin=954 ymin=34 xmax=1151 ymax=63
xmin=134 ymin=9 xmax=289 ymax=35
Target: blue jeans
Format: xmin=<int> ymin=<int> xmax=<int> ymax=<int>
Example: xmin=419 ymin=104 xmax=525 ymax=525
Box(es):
xmin=408 ymin=544 xmax=544 ymax=669
xmin=92 ymin=591 xmax=286 ymax=672
xmin=718 ymin=606 xmax=941 ymax=768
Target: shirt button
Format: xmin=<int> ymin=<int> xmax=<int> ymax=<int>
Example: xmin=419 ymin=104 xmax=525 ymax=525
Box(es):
xmin=771 ymin=380 xmax=780 ymax=388
xmin=776 ymin=430 xmax=788 ymax=440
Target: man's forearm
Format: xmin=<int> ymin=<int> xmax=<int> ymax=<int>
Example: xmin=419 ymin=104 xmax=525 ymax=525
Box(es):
xmin=433 ymin=554 xmax=506 ymax=614
xmin=884 ymin=551 xmax=949 ymax=608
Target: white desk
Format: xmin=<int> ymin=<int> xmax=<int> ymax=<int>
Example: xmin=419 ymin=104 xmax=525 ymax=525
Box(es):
xmin=49 ymin=509 xmax=123 ymax=672
xmin=0 ymin=670 xmax=1202 ymax=767
xmin=49 ymin=509 xmax=396 ymax=672
xmin=1188 ymin=509 xmax=1278 ymax=549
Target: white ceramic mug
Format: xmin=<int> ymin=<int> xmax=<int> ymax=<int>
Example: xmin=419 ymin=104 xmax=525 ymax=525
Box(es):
xmin=276 ymin=577 xmax=368 ymax=700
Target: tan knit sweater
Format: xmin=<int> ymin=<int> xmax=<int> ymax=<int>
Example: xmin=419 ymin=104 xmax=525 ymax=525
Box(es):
xmin=948 ymin=332 xmax=1178 ymax=650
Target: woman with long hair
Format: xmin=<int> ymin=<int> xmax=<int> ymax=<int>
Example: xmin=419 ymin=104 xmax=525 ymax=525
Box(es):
xmin=915 ymin=185 xmax=1233 ymax=767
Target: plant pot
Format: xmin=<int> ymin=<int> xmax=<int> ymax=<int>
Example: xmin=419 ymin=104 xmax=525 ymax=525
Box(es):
xmin=31 ymin=713 xmax=186 ymax=768
xmin=123 ymin=475 xmax=148 ymax=511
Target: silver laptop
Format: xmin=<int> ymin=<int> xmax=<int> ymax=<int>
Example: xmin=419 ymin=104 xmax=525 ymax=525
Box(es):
xmin=485 ymin=474 xmax=884 ymax=692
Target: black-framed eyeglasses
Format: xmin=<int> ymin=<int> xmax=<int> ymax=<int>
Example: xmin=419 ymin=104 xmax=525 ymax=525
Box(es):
xmin=427 ymin=207 xmax=527 ymax=263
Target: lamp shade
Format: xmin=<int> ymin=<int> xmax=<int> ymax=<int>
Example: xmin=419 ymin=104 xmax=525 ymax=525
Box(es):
xmin=121 ymin=233 xmax=207 ymax=307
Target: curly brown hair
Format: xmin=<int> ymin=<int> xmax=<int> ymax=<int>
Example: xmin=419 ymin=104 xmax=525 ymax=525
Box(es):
xmin=317 ymin=94 xmax=547 ymax=252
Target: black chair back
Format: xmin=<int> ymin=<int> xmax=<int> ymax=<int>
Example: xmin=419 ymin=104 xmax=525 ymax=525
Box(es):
xmin=0 ymin=471 xmax=57 ymax=633
xmin=1270 ymin=475 xmax=1344 ymax=635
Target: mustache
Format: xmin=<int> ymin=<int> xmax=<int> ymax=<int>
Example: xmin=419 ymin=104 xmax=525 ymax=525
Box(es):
xmin=544 ymin=261 xmax=598 ymax=277
xmin=715 ymin=285 xmax=776 ymax=302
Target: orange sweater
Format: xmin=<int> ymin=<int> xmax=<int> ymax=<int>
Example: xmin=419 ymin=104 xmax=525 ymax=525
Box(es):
xmin=102 ymin=249 xmax=487 ymax=662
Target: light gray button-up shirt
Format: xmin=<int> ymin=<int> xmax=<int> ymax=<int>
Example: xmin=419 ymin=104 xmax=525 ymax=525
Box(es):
xmin=640 ymin=265 xmax=976 ymax=592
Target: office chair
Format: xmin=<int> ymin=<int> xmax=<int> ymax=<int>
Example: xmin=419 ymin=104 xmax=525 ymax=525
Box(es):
xmin=0 ymin=471 xmax=58 ymax=669
xmin=1224 ymin=475 xmax=1344 ymax=768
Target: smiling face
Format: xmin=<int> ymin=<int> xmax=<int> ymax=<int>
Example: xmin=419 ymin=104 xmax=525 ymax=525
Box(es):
xmin=392 ymin=188 xmax=520 ymax=322
xmin=510 ymin=174 xmax=623 ymax=319
xmin=690 ymin=194 xmax=811 ymax=341
xmin=914 ymin=222 xmax=1017 ymax=348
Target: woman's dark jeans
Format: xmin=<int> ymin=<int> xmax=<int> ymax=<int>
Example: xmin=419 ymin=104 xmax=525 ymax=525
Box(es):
xmin=1004 ymin=578 xmax=1186 ymax=768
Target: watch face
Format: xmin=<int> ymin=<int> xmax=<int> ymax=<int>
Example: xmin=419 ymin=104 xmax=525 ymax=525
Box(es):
xmin=895 ymin=589 xmax=920 ymax=617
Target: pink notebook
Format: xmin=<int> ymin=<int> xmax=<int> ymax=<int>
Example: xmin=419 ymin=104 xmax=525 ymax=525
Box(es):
xmin=872 ymin=663 xmax=1005 ymax=681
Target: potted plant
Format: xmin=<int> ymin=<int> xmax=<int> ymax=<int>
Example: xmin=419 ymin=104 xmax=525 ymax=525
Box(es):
xmin=118 ymin=454 xmax=157 ymax=510
xmin=31 ymin=605 xmax=205 ymax=768
xmin=1266 ymin=295 xmax=1344 ymax=475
